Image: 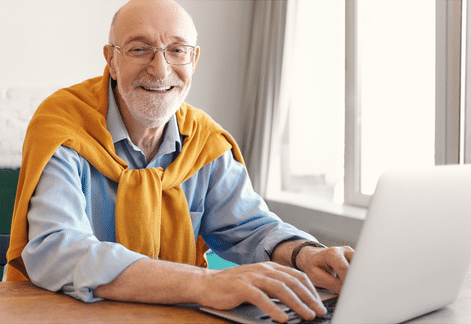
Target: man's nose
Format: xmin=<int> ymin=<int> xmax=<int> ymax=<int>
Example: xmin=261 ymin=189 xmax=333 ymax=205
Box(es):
xmin=146 ymin=49 xmax=172 ymax=79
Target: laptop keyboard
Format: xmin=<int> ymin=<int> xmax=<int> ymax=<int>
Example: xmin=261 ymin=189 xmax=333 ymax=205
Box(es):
xmin=257 ymin=298 xmax=338 ymax=324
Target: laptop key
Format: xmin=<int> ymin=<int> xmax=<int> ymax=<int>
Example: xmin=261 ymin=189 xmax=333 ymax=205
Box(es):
xmin=256 ymin=307 xmax=302 ymax=323
xmin=280 ymin=298 xmax=337 ymax=324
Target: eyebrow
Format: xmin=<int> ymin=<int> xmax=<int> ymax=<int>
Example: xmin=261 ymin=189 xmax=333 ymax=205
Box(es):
xmin=123 ymin=35 xmax=192 ymax=46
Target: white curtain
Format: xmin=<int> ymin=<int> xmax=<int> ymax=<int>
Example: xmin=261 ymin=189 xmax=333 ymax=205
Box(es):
xmin=240 ymin=0 xmax=296 ymax=196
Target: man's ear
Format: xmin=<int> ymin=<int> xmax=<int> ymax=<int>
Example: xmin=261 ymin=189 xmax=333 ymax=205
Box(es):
xmin=191 ymin=46 xmax=200 ymax=74
xmin=103 ymin=45 xmax=118 ymax=80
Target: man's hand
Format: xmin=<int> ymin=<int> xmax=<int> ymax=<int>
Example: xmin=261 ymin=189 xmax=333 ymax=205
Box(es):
xmin=198 ymin=262 xmax=328 ymax=323
xmin=270 ymin=240 xmax=355 ymax=294
xmin=296 ymin=245 xmax=354 ymax=294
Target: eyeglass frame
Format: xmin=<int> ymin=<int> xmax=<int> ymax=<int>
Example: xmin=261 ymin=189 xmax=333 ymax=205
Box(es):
xmin=108 ymin=43 xmax=197 ymax=66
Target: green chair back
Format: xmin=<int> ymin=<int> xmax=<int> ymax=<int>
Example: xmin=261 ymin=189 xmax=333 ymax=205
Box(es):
xmin=0 ymin=168 xmax=19 ymax=279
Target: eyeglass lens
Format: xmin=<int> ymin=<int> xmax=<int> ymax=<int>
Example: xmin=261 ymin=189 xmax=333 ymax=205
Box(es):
xmin=122 ymin=44 xmax=194 ymax=65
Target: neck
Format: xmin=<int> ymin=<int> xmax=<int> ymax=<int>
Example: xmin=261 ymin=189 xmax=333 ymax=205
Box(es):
xmin=129 ymin=122 xmax=166 ymax=164
xmin=113 ymin=89 xmax=167 ymax=163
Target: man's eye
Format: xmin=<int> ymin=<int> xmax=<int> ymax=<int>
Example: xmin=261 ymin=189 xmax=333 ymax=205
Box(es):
xmin=127 ymin=46 xmax=152 ymax=56
xmin=168 ymin=46 xmax=188 ymax=55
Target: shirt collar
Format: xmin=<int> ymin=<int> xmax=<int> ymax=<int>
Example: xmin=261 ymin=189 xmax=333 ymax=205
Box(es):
xmin=106 ymin=80 xmax=182 ymax=156
xmin=106 ymin=82 xmax=128 ymax=144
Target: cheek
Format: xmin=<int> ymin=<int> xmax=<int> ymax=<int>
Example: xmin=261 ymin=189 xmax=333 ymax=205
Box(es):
xmin=179 ymin=68 xmax=194 ymax=87
xmin=115 ymin=66 xmax=137 ymax=91
xmin=173 ymin=64 xmax=193 ymax=85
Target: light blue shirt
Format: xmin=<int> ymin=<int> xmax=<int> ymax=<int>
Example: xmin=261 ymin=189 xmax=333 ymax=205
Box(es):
xmin=21 ymin=84 xmax=315 ymax=302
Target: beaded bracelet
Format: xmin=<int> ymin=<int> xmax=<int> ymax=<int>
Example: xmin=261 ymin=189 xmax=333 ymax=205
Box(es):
xmin=291 ymin=241 xmax=328 ymax=271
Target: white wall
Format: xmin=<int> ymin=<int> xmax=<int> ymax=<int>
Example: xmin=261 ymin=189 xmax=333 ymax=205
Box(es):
xmin=0 ymin=0 xmax=126 ymax=167
xmin=0 ymin=0 xmax=252 ymax=167
xmin=0 ymin=0 xmax=128 ymax=88
xmin=179 ymin=0 xmax=252 ymax=144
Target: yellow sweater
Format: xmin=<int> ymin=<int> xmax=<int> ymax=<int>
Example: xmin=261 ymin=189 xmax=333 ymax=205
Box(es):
xmin=7 ymin=67 xmax=244 ymax=281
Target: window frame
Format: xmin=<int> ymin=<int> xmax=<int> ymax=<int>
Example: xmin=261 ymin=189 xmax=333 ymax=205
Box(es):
xmin=344 ymin=0 xmax=463 ymax=207
xmin=266 ymin=0 xmax=464 ymax=210
xmin=464 ymin=0 xmax=471 ymax=163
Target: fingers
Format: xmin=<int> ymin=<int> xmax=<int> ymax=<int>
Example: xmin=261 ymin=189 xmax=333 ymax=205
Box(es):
xmin=255 ymin=265 xmax=327 ymax=319
xmin=329 ymin=247 xmax=353 ymax=282
xmin=241 ymin=287 xmax=291 ymax=323
xmin=302 ymin=246 xmax=355 ymax=294
xmin=244 ymin=288 xmax=300 ymax=323
xmin=309 ymin=264 xmax=343 ymax=293
xmin=202 ymin=262 xmax=327 ymax=322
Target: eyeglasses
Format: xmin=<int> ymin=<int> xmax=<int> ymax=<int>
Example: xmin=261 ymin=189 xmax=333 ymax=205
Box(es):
xmin=109 ymin=43 xmax=196 ymax=65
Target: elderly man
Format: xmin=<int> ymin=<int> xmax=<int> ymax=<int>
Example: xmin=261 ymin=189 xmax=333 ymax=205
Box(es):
xmin=7 ymin=0 xmax=353 ymax=322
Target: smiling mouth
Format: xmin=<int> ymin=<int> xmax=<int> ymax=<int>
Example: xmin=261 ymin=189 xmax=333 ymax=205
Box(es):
xmin=140 ymin=85 xmax=174 ymax=92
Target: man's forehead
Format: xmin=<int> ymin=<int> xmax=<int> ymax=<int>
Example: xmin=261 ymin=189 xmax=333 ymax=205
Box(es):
xmin=111 ymin=0 xmax=197 ymax=45
xmin=121 ymin=28 xmax=194 ymax=46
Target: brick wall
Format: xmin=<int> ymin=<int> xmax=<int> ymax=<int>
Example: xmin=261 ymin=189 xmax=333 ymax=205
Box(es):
xmin=0 ymin=87 xmax=58 ymax=168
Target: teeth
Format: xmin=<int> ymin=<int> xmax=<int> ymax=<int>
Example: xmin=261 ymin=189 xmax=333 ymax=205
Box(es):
xmin=143 ymin=86 xmax=172 ymax=92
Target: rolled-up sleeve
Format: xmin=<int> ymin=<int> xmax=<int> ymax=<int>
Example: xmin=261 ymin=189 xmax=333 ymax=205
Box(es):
xmin=22 ymin=146 xmax=146 ymax=302
xmin=199 ymin=151 xmax=315 ymax=264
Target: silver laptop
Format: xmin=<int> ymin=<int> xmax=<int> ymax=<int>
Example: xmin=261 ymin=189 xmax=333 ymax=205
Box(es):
xmin=200 ymin=165 xmax=471 ymax=323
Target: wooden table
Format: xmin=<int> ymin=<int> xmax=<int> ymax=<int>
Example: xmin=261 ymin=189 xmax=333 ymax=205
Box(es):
xmin=1 ymin=266 xmax=470 ymax=323
xmin=0 ymin=281 xmax=227 ymax=323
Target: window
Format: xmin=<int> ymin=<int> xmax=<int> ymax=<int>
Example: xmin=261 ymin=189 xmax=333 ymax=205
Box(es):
xmin=275 ymin=0 xmax=345 ymax=205
xmin=266 ymin=0 xmax=463 ymax=209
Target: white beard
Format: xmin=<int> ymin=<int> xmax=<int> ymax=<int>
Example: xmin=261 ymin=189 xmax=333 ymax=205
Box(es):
xmin=118 ymin=77 xmax=190 ymax=129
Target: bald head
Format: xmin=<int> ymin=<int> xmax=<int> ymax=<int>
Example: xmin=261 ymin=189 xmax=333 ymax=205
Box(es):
xmin=109 ymin=0 xmax=197 ymax=46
